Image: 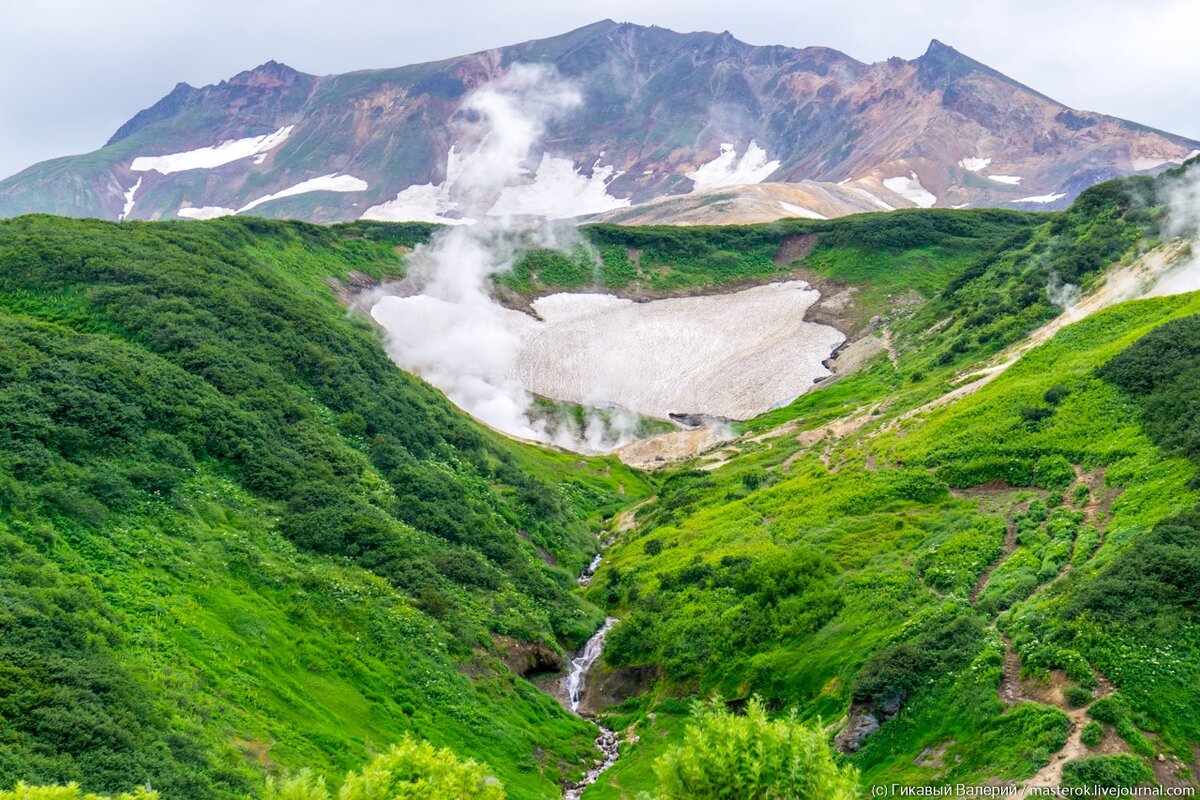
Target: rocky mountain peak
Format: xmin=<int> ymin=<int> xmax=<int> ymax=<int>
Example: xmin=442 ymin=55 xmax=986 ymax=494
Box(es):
xmin=227 ymin=60 xmax=309 ymax=89
xmin=8 ymin=21 xmax=1199 ymax=224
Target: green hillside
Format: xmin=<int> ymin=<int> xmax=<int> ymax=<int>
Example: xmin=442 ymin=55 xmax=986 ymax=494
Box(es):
xmin=581 ymin=171 xmax=1200 ymax=795
xmin=0 ymin=216 xmax=649 ymax=800
xmin=2 ymin=163 xmax=1199 ymax=799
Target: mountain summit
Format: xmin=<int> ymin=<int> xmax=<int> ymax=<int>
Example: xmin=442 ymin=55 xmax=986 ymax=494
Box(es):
xmin=2 ymin=20 xmax=1196 ymax=223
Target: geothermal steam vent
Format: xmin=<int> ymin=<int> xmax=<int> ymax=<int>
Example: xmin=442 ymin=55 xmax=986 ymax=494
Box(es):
xmin=372 ymin=280 xmax=844 ymax=424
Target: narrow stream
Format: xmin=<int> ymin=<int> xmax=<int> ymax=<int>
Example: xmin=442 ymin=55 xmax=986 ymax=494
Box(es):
xmin=562 ymin=554 xmax=621 ymax=799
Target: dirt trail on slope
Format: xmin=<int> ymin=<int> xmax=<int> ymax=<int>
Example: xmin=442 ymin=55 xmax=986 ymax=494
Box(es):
xmin=1015 ymin=705 xmax=1097 ymax=798
xmin=896 ymin=243 xmax=1190 ymax=425
xmin=970 ymin=515 xmax=1019 ymax=602
xmin=612 ymin=498 xmax=653 ymax=534
xmin=999 ymin=633 xmax=1119 ymax=798
xmin=1072 ymin=465 xmax=1118 ymax=533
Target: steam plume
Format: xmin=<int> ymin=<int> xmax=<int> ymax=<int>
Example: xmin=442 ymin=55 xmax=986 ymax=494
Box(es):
xmin=369 ymin=65 xmax=641 ymax=452
xmin=1149 ymin=163 xmax=1200 ymax=296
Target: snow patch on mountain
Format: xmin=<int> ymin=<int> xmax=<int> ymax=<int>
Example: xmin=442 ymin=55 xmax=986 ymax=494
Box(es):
xmin=958 ymin=157 xmax=991 ymax=172
xmin=119 ymin=177 xmax=142 ymax=221
xmin=362 ymin=148 xmax=469 ymax=224
xmin=987 ymin=174 xmax=1023 ymax=185
xmin=237 ymin=174 xmax=367 ymax=213
xmin=1133 ymin=157 xmax=1169 ymax=171
xmin=362 ymin=183 xmax=470 ymax=224
xmin=131 ymin=126 xmax=293 ymax=174
xmin=883 ymin=173 xmax=936 ymax=208
xmin=850 ymin=187 xmax=896 ymax=211
xmin=490 ymin=155 xmax=629 ymax=218
xmin=176 ymin=173 xmax=367 ymax=219
xmin=1013 ymin=192 xmax=1067 ymax=204
xmin=365 ymin=148 xmax=627 ymax=222
xmin=778 ymin=201 xmax=826 ymax=220
xmin=178 ymin=206 xmax=236 ymax=220
xmin=688 ymin=141 xmax=780 ymax=191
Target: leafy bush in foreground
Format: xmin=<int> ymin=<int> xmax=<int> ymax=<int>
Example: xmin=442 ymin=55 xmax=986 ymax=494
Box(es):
xmin=0 ymin=787 xmax=156 ymax=800
xmin=651 ymin=697 xmax=859 ymax=800
xmin=7 ymin=737 xmax=505 ymax=800
xmin=265 ymin=738 xmax=505 ymax=800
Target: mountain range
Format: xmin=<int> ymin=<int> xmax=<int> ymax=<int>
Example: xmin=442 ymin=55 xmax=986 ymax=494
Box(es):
xmin=1 ymin=20 xmax=1197 ymax=224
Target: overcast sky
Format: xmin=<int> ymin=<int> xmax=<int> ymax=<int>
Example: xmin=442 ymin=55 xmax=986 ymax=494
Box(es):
xmin=2 ymin=0 xmax=1198 ymax=180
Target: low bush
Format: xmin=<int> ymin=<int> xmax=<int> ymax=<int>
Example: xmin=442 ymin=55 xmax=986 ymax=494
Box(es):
xmin=652 ymin=697 xmax=859 ymax=799
xmin=1060 ymin=755 xmax=1152 ymax=789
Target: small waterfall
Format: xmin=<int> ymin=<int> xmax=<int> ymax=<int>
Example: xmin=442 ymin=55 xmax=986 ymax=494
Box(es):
xmin=562 ymin=555 xmax=621 ymax=799
xmin=566 ymin=617 xmax=616 ymax=712
xmin=577 ymin=553 xmax=603 ymax=588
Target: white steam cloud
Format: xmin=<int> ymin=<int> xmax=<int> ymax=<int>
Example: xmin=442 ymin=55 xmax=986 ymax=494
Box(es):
xmin=369 ymin=64 xmax=642 ymax=452
xmin=1046 ymin=271 xmax=1080 ymax=309
xmin=1149 ymin=165 xmax=1200 ymax=297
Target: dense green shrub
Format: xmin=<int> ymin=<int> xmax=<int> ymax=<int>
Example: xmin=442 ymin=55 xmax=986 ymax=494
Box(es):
xmin=1064 ymin=686 xmax=1093 ymax=709
xmin=1099 ymin=314 xmax=1200 ymax=460
xmin=0 ymin=786 xmax=156 ymax=800
xmin=1060 ymin=755 xmax=1153 ymax=789
xmin=852 ymin=613 xmax=984 ymax=706
xmin=335 ymin=739 xmax=504 ymax=800
xmin=1087 ymin=694 xmax=1130 ymax=726
xmin=652 ymin=697 xmax=859 ymax=799
xmin=1080 ymin=722 xmax=1104 ymax=748
xmin=1067 ymin=511 xmax=1200 ymax=629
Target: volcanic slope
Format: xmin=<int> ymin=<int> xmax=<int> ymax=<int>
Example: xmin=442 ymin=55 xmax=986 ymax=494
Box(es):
xmin=2 ymin=21 xmax=1197 ymax=223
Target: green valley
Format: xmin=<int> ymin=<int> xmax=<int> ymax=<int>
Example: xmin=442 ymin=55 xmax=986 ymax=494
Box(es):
xmin=3 ymin=160 xmax=1200 ymax=799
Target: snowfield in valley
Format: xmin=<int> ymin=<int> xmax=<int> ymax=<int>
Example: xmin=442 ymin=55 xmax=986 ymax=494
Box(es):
xmin=372 ymin=281 xmax=844 ymax=423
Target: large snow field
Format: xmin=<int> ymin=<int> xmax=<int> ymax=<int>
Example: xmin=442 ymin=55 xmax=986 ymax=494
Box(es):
xmin=373 ymin=281 xmax=844 ymax=423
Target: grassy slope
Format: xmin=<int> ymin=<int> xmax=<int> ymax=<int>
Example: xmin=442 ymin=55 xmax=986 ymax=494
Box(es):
xmin=581 ymin=174 xmax=1200 ymax=795
xmin=0 ymin=168 xmax=1189 ymax=799
xmin=0 ymin=216 xmax=651 ymax=800
xmin=501 ymin=210 xmax=1041 ymax=302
